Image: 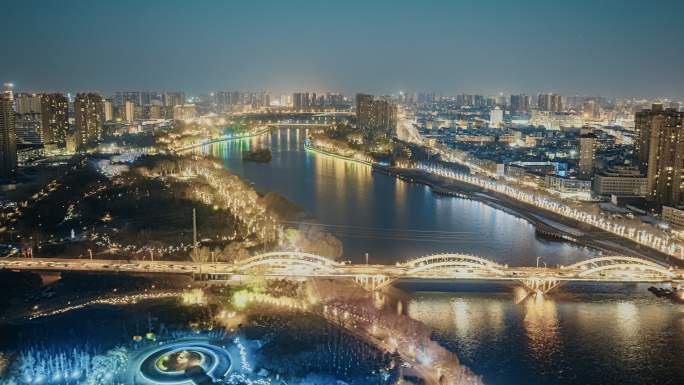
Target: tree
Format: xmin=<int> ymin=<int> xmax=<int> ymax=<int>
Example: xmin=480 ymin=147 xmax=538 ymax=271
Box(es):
xmin=190 ymin=247 xmax=211 ymax=263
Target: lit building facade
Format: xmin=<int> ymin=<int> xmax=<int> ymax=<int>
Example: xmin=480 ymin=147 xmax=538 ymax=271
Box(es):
xmin=356 ymin=93 xmax=397 ymax=139
xmin=40 ymin=93 xmax=69 ymax=146
xmin=578 ymin=132 xmax=597 ymax=179
xmin=74 ymin=93 xmax=105 ymax=150
xmin=0 ymin=85 xmax=17 ymax=177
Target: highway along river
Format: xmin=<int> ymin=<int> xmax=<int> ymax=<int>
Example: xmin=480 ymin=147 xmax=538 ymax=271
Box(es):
xmin=199 ymin=127 xmax=684 ymax=385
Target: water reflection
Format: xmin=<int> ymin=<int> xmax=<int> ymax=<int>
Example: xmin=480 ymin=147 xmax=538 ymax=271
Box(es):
xmin=404 ymin=286 xmax=684 ymax=385
xmin=200 ymin=127 xmax=597 ymax=264
xmin=522 ymin=294 xmax=560 ymax=362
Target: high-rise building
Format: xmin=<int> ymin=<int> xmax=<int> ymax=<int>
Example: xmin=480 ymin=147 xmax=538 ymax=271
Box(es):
xmin=538 ymin=93 xmax=564 ymax=112
xmin=578 ymin=131 xmax=597 ymax=179
xmin=162 ymin=92 xmax=185 ymax=107
xmin=40 ymin=93 xmax=69 ymax=146
xmin=510 ymin=94 xmax=531 ymax=115
xmin=635 ymin=103 xmax=671 ymax=171
xmin=124 ymin=100 xmax=136 ymax=122
xmin=113 ymin=91 xmax=160 ymax=107
xmin=636 ymin=104 xmax=684 ymax=206
xmin=15 ymin=113 xmax=43 ymax=145
xmin=356 ymin=93 xmax=397 ymax=139
xmin=0 ymin=84 xmax=17 ymax=177
xmin=74 ymin=93 xmax=104 ymax=150
xmin=103 ymin=99 xmax=113 ymax=122
xmin=292 ymin=92 xmax=311 ymax=110
xmin=14 ymin=93 xmax=42 ymax=114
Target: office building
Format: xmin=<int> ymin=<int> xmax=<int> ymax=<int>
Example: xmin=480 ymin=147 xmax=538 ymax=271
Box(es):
xmin=0 ymin=84 xmax=17 ymax=177
xmin=74 ymin=93 xmax=104 ymax=150
xmin=40 ymin=93 xmax=69 ymax=146
xmin=592 ymin=167 xmax=647 ymax=197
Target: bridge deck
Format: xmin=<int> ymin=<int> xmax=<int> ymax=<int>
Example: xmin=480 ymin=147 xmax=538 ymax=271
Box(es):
xmin=2 ymin=257 xmax=683 ymax=284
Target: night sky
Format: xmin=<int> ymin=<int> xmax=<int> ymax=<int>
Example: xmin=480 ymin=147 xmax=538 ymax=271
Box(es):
xmin=2 ymin=0 xmax=683 ymax=97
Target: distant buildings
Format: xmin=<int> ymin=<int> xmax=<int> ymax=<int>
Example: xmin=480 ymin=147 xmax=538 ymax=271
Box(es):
xmin=634 ymin=104 xmax=684 ymax=206
xmin=537 ymin=93 xmax=564 ymax=112
xmin=173 ymin=104 xmax=197 ymax=120
xmin=162 ymin=92 xmax=185 ymax=107
xmin=578 ymin=131 xmax=597 ymax=179
xmin=41 ymin=93 xmax=69 ymax=146
xmin=529 ymin=110 xmax=583 ymax=130
xmin=0 ymin=84 xmax=17 ymax=177
xmin=74 ymin=93 xmax=104 ymax=150
xmin=509 ymin=94 xmax=531 ymax=115
xmin=355 ymin=93 xmax=397 ymax=139
xmin=290 ymin=92 xmax=345 ymax=110
xmin=292 ymin=92 xmax=312 ymax=110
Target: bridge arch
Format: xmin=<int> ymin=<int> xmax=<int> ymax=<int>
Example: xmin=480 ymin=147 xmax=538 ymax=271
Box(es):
xmin=400 ymin=253 xmax=507 ymax=277
xmin=234 ymin=251 xmax=341 ymax=275
xmin=562 ymin=256 xmax=674 ymax=280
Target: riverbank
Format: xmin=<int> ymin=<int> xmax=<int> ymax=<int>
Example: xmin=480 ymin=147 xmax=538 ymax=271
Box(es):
xmin=303 ymin=143 xmax=374 ymax=166
xmin=175 ymin=125 xmax=272 ymax=152
xmin=374 ymin=166 xmax=682 ymax=267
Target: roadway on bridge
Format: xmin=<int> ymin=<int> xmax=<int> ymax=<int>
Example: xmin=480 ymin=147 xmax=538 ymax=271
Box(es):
xmin=2 ymin=252 xmax=681 ymax=292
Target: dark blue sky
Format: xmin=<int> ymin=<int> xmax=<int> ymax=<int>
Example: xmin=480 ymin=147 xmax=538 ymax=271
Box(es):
xmin=2 ymin=0 xmax=683 ymax=97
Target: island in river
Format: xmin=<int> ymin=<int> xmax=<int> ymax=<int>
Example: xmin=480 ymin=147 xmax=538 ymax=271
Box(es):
xmin=242 ymin=148 xmax=272 ymax=163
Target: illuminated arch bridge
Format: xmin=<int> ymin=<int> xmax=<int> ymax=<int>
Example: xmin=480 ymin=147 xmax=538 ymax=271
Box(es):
xmin=0 ymin=252 xmax=682 ymax=293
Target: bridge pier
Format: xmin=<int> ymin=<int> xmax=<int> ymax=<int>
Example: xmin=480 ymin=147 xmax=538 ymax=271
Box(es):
xmin=519 ymin=278 xmax=562 ymax=295
xmin=353 ymin=275 xmax=394 ymax=291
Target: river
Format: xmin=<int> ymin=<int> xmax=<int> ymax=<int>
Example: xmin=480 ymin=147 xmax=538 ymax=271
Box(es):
xmin=201 ymin=128 xmax=596 ymax=266
xmin=197 ymin=127 xmax=684 ymax=385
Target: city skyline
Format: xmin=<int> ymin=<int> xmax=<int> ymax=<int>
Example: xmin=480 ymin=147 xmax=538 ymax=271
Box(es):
xmin=2 ymin=0 xmax=684 ymax=98
xmin=2 ymin=2 xmax=684 ymax=385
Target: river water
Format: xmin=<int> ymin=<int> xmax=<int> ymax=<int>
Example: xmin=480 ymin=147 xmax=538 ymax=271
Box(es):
xmin=198 ymin=128 xmax=684 ymax=385
xmin=201 ymin=128 xmax=596 ymax=266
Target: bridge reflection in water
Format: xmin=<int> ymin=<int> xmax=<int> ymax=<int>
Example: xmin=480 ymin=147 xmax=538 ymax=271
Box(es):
xmin=1 ymin=251 xmax=681 ymax=294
